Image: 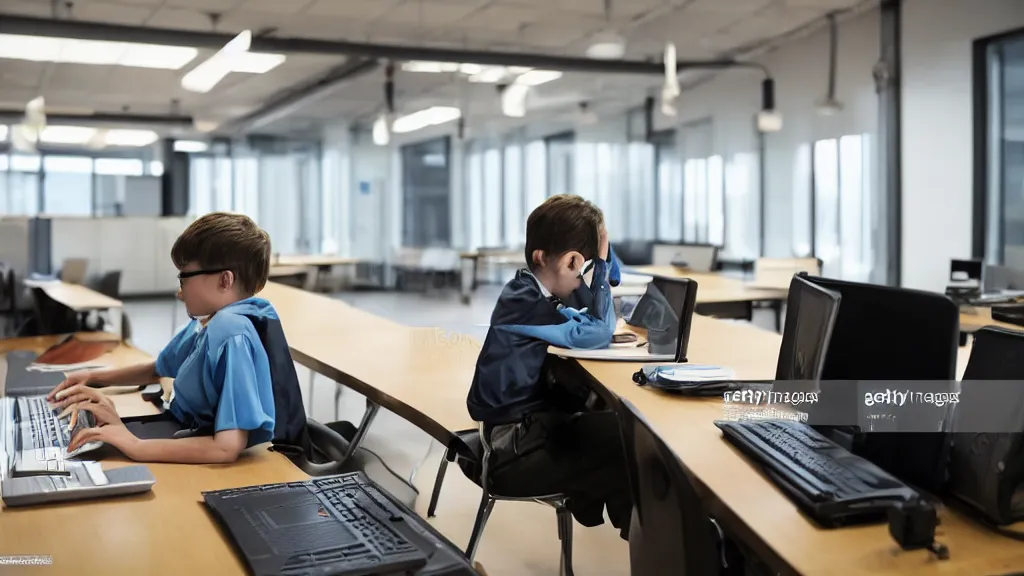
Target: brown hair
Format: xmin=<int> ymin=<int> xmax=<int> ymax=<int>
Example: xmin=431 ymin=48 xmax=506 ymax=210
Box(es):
xmin=171 ymin=212 xmax=271 ymax=296
xmin=524 ymin=194 xmax=603 ymax=271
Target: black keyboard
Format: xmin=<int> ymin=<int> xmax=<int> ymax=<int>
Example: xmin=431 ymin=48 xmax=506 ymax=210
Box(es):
xmin=715 ymin=419 xmax=922 ymax=527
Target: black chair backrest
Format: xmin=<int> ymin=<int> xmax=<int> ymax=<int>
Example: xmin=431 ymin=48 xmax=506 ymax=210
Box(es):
xmin=963 ymin=326 xmax=1024 ymax=379
xmin=612 ymin=241 xmax=654 ymax=266
xmin=615 ymin=396 xmax=719 ymax=576
xmin=802 ymin=274 xmax=959 ymax=494
xmin=98 ymin=271 xmax=121 ymax=299
xmin=243 ymin=314 xmax=311 ymax=456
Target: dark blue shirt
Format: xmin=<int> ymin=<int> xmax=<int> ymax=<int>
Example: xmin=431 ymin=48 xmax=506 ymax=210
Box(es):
xmin=466 ymin=251 xmax=621 ymax=424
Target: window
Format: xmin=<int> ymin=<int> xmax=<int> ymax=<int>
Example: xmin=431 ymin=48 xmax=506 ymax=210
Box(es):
xmin=42 ymin=155 xmax=92 ymax=215
xmin=653 ymin=131 xmax=681 ymax=241
xmin=524 ymin=140 xmax=546 ymax=214
xmin=503 ymin=143 xmax=523 ymax=247
xmin=723 ymin=152 xmax=760 ymax=259
xmin=546 ymin=132 xmax=574 ymax=197
xmin=707 ymin=155 xmax=725 ymax=246
xmin=401 ymin=137 xmax=451 ymax=247
xmin=626 ymin=141 xmax=656 ymax=240
xmin=978 ymin=31 xmax=1024 ymax=269
xmin=482 ymin=148 xmax=502 ymax=247
xmin=795 ymin=135 xmax=872 ymax=280
xmin=466 ymin=148 xmax=483 ymax=250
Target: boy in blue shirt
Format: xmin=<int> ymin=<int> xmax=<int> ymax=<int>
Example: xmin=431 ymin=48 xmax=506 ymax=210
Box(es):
xmin=49 ymin=212 xmax=287 ymax=464
xmin=465 ymin=194 xmax=632 ymax=539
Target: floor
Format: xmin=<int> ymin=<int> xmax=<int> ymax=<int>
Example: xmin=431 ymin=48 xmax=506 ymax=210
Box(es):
xmin=122 ymin=284 xmax=777 ymax=576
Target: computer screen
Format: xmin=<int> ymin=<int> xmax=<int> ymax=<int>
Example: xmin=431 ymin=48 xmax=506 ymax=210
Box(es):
xmin=650 ymin=277 xmax=697 ymax=362
xmin=950 ymin=259 xmax=982 ymax=283
xmin=775 ymin=276 xmax=841 ymax=381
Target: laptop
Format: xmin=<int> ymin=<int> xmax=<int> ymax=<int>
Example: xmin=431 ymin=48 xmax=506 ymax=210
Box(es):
xmin=202 ymin=472 xmax=477 ymax=576
xmin=548 ymin=276 xmax=698 ymax=362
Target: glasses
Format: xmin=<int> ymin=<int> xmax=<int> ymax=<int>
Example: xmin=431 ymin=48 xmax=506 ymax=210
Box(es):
xmin=177 ymin=268 xmax=228 ymax=287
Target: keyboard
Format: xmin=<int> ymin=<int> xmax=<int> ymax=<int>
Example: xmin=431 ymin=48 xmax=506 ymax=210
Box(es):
xmin=11 ymin=396 xmax=103 ymax=476
xmin=715 ymin=419 xmax=922 ymax=527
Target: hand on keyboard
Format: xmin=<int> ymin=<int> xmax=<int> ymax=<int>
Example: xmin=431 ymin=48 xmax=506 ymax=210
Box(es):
xmin=67 ymin=404 xmax=138 ymax=458
xmin=47 ymin=370 xmax=95 ymax=402
xmin=53 ymin=384 xmax=117 ymax=413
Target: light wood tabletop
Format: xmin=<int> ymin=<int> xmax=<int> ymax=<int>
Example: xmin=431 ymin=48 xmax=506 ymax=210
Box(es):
xmin=959 ymin=307 xmax=1024 ymax=333
xmin=573 ymin=316 xmax=1023 ymax=576
xmin=26 ymin=281 xmax=123 ymax=312
xmin=258 ymin=282 xmax=478 ymax=440
xmin=268 ymin=264 xmax=311 ymax=278
xmin=0 ymin=334 xmax=307 ymax=575
xmin=272 ymin=254 xmax=360 ymax=268
xmin=627 ymin=266 xmax=788 ymax=304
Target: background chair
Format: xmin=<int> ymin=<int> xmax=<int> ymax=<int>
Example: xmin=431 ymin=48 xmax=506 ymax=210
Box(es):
xmin=57 ymin=258 xmax=89 ymax=285
xmin=614 ymin=396 xmax=722 ymax=576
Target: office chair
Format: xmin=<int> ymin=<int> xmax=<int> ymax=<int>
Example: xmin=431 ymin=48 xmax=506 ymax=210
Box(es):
xmin=802 ymin=274 xmax=959 ymax=494
xmin=948 ymin=326 xmax=1024 ymax=527
xmin=614 ymin=396 xmax=721 ymax=576
xmin=97 ymin=271 xmax=121 ymax=299
xmin=58 ymin=258 xmax=89 ymax=285
xmin=439 ymin=422 xmax=575 ymax=574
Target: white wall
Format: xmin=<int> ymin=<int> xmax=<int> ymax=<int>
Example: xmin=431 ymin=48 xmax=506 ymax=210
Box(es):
xmin=902 ymin=0 xmax=1024 ymax=291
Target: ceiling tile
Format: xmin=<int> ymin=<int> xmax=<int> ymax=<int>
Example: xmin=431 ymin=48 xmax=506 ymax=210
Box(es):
xmin=305 ymin=0 xmax=402 ymax=20
xmin=520 ymin=18 xmax=601 ymax=48
xmin=165 ymin=0 xmax=242 ymax=10
xmin=98 ymin=0 xmax=164 ymax=5
xmin=146 ymin=7 xmax=219 ymax=30
xmin=240 ymin=0 xmax=315 ymax=14
xmin=381 ymin=0 xmax=487 ymax=26
xmin=0 ymin=1 xmax=57 ymax=17
xmin=74 ymin=2 xmax=153 ymax=25
xmin=461 ymin=4 xmax=545 ymax=31
xmin=688 ymin=0 xmax=774 ymax=12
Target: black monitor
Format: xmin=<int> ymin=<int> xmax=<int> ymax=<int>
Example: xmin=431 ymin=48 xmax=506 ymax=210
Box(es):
xmin=775 ymin=275 xmax=842 ymax=381
xmin=651 ymin=276 xmax=698 ymax=363
xmin=950 ymin=259 xmax=983 ymax=284
xmin=801 ymin=274 xmax=959 ymax=494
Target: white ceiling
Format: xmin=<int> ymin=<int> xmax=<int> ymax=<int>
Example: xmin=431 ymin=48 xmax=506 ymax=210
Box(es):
xmin=0 ymin=0 xmax=869 ymax=139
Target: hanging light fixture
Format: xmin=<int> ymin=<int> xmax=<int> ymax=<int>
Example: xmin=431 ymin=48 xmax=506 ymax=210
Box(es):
xmin=661 ymin=43 xmax=679 ymax=117
xmin=757 ymin=78 xmax=783 ymax=132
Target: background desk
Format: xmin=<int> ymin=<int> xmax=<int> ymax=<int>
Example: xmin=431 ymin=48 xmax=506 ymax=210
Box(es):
xmin=0 ymin=334 xmax=307 ymax=575
xmin=567 ymin=316 xmax=1023 ymax=575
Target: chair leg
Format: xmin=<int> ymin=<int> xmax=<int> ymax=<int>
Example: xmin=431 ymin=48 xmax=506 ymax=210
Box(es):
xmin=427 ymin=451 xmax=450 ymax=518
xmin=556 ymin=506 xmax=575 ymax=576
xmin=465 ymin=495 xmax=495 ymax=562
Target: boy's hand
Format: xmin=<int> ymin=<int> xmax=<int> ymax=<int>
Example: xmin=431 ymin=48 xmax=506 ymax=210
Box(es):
xmin=67 ymin=404 xmax=136 ymax=455
xmin=47 ymin=371 xmax=93 ymax=402
xmin=599 ymin=226 xmax=610 ymax=261
xmin=53 ymin=384 xmax=116 ymax=413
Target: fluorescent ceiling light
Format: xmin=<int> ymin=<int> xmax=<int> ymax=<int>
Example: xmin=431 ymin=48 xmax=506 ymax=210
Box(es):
xmin=372 ymin=114 xmax=390 ymax=146
xmin=391 ymin=107 xmax=461 ymax=134
xmin=174 ymin=140 xmax=208 ymax=153
xmin=40 ymin=125 xmax=96 ymax=145
xmin=0 ymin=33 xmax=197 ymax=70
xmin=402 ymin=61 xmax=459 ymax=73
xmin=515 ymin=70 xmax=561 ymax=87
xmin=757 ymin=110 xmax=783 ymax=133
xmin=469 ymin=66 xmax=509 ymax=84
xmin=150 ymin=161 xmax=165 ymax=176
xmin=586 ymin=32 xmax=626 ymax=59
xmin=105 ymin=129 xmax=158 ymax=147
xmin=183 ymin=30 xmax=285 ymax=93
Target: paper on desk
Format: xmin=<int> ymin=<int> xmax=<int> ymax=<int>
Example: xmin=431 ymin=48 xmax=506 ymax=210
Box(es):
xmin=27 ymin=362 xmax=106 ymax=373
xmin=642 ymin=364 xmax=736 ymax=383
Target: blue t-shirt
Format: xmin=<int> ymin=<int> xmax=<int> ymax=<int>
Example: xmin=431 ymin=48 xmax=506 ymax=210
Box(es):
xmin=155 ymin=297 xmax=278 ymax=448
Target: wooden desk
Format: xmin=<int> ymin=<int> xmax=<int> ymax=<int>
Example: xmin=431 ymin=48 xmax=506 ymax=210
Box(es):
xmin=259 ymin=282 xmax=477 ymax=443
xmin=960 ymin=308 xmax=1024 ymax=333
xmin=572 ymin=316 xmax=1023 ymax=575
xmin=27 ymin=281 xmax=122 ymax=312
xmin=629 ymin=266 xmax=788 ymax=304
xmin=0 ymin=334 xmax=307 ymax=574
xmin=272 ymin=254 xmax=360 ymax=268
xmin=268 ymin=265 xmax=311 ymax=278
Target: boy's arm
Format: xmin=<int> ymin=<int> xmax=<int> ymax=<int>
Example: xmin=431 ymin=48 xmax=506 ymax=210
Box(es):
xmin=131 ymin=431 xmax=248 ymax=464
xmin=501 ymin=259 xmax=616 ymax=350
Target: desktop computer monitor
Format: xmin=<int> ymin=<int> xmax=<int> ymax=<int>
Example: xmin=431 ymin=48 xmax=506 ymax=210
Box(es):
xmin=650 ymin=276 xmax=698 ymax=362
xmin=775 ymin=275 xmax=842 ymax=381
xmin=950 ymin=259 xmax=983 ymax=286
xmin=802 ymin=274 xmax=959 ymax=494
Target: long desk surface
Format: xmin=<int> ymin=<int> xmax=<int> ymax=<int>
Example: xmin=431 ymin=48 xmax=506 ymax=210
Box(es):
xmin=0 ymin=334 xmax=307 ymax=574
xmin=625 ymin=266 xmax=788 ymax=304
xmin=257 ymin=281 xmax=1024 ymax=575
xmin=26 ymin=280 xmax=123 ymax=312
xmin=574 ymin=317 xmax=1024 ymax=575
xmin=259 ymin=282 xmax=478 ymax=440
xmin=273 ymin=254 xmax=360 ymax=268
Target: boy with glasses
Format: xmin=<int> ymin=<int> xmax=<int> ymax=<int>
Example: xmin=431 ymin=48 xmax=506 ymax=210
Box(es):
xmin=48 ymin=212 xmax=294 ymax=464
